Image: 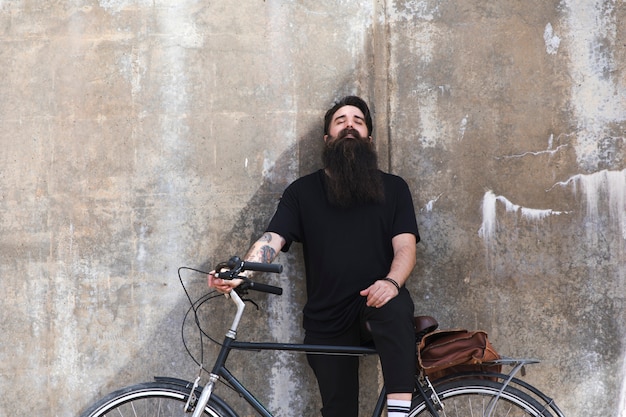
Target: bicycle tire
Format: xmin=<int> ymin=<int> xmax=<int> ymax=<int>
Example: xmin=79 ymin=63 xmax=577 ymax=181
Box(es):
xmin=79 ymin=380 xmax=235 ymax=417
xmin=408 ymin=378 xmax=554 ymax=417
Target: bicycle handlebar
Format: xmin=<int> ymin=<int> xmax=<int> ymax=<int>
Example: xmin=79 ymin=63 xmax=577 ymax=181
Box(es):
xmin=241 ymin=278 xmax=283 ymax=295
xmin=220 ymin=255 xmax=283 ymax=274
xmin=239 ymin=260 xmax=283 ymax=274
xmin=214 ymin=256 xmax=284 ymax=295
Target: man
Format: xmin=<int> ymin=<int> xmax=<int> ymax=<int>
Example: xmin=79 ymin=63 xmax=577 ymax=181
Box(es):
xmin=209 ymin=96 xmax=419 ymax=417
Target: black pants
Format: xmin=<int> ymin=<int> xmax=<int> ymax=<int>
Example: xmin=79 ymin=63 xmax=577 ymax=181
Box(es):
xmin=305 ymin=288 xmax=416 ymax=417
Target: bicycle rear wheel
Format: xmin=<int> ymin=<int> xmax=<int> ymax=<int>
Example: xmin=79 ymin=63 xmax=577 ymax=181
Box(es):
xmin=409 ymin=379 xmax=554 ymax=417
xmin=79 ymin=380 xmax=234 ymax=417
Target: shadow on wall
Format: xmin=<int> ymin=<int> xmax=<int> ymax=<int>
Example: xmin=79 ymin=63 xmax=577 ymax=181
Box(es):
xmin=82 ymin=132 xmax=317 ymax=416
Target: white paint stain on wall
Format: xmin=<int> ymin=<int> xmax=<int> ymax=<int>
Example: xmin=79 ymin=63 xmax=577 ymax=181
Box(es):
xmin=543 ymin=23 xmax=561 ymax=55
xmin=458 ymin=115 xmax=468 ymax=141
xmin=499 ymin=144 xmax=569 ymax=160
xmin=564 ymin=0 xmax=625 ymax=171
xmin=481 ymin=169 xmax=626 ymax=244
xmin=553 ymin=169 xmax=626 ymax=240
xmin=416 ymin=91 xmax=443 ymax=148
xmin=388 ymin=0 xmax=440 ymax=22
xmin=478 ymin=191 xmax=565 ymax=244
xmin=503 ymin=144 xmax=569 ymax=159
xmin=497 ymin=133 xmax=572 ymax=160
xmin=98 ymin=0 xmax=153 ymax=14
xmin=388 ymin=1 xmax=444 ymax=148
xmin=423 ymin=193 xmax=442 ymax=212
xmin=262 ymin=155 xmax=273 ymax=180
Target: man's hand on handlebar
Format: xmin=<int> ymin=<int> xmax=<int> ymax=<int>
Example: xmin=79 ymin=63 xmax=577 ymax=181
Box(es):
xmin=207 ymin=257 xmax=284 ymax=295
xmin=208 ymin=271 xmax=243 ymax=294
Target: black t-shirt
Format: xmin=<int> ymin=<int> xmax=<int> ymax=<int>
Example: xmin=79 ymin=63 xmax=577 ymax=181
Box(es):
xmin=266 ymin=169 xmax=420 ymax=335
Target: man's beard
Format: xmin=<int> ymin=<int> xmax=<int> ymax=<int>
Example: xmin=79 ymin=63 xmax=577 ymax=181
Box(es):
xmin=321 ymin=128 xmax=385 ymax=208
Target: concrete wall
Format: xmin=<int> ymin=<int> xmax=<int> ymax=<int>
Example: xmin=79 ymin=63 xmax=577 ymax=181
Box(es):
xmin=1 ymin=1 xmax=624 ymax=416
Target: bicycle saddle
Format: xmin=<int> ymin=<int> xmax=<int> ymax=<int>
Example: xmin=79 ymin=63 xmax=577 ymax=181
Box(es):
xmin=414 ymin=316 xmax=439 ymax=341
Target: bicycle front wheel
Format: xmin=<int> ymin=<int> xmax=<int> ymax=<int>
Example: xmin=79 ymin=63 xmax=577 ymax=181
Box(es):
xmin=79 ymin=380 xmax=234 ymax=417
xmin=409 ymin=379 xmax=554 ymax=417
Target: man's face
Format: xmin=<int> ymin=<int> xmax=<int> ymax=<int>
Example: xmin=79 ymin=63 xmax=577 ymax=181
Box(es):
xmin=324 ymin=105 xmax=370 ymax=142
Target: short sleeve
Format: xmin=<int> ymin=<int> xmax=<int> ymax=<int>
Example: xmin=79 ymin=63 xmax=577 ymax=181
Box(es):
xmin=391 ymin=177 xmax=420 ymax=243
xmin=265 ymin=183 xmax=303 ymax=252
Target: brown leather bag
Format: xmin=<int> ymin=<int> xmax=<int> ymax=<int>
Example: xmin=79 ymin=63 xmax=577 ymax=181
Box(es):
xmin=417 ymin=329 xmax=502 ymax=380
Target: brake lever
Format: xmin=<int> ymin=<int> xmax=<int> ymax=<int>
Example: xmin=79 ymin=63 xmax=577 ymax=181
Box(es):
xmin=242 ymin=298 xmax=259 ymax=310
xmin=234 ymin=279 xmax=260 ymax=310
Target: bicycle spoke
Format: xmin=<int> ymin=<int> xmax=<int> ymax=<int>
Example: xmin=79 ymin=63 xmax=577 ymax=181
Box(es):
xmin=79 ymin=383 xmax=229 ymax=417
xmin=410 ymin=380 xmax=552 ymax=417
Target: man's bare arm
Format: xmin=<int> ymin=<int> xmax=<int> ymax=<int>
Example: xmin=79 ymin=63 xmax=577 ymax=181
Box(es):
xmin=243 ymin=232 xmax=286 ymax=265
xmin=386 ymin=232 xmax=417 ymax=287
xmin=360 ymin=233 xmax=416 ymax=308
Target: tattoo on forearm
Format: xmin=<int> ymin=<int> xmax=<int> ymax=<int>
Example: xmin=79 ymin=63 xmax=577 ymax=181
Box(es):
xmin=260 ymin=245 xmax=276 ymax=263
xmin=245 ymin=234 xmax=276 ymax=264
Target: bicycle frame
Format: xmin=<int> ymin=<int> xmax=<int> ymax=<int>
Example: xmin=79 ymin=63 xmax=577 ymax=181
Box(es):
xmin=189 ymin=289 xmax=389 ymax=417
xmin=186 ymin=276 xmax=558 ymax=417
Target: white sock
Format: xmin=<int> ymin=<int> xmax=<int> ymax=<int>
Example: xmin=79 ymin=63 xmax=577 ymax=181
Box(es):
xmin=387 ymin=398 xmax=411 ymax=417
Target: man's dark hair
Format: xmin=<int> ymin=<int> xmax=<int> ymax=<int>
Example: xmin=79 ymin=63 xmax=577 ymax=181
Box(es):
xmin=323 ymin=96 xmax=373 ymax=136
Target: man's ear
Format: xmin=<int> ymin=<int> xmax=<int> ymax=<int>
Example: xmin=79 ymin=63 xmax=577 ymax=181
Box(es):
xmin=368 ymin=136 xmax=373 ymax=142
xmin=324 ymin=135 xmax=329 ymax=143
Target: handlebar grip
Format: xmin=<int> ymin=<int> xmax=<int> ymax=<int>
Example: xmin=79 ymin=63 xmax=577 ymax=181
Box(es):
xmin=241 ymin=261 xmax=283 ymax=274
xmin=246 ymin=281 xmax=283 ymax=295
xmin=214 ymin=272 xmax=283 ymax=295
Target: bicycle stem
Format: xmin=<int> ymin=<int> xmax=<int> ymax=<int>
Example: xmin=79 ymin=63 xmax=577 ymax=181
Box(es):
xmin=225 ymin=290 xmax=246 ymax=336
xmin=190 ymin=290 xmax=246 ymax=417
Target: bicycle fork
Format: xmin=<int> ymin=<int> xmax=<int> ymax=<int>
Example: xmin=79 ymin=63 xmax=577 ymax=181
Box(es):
xmin=186 ymin=333 xmax=234 ymax=417
xmin=186 ymin=373 xmax=219 ymax=417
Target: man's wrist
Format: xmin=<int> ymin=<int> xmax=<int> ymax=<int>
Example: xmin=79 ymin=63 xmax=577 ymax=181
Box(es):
xmin=382 ymin=277 xmax=401 ymax=292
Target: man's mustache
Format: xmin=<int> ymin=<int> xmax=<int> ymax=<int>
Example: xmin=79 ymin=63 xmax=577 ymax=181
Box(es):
xmin=338 ymin=128 xmax=363 ymax=140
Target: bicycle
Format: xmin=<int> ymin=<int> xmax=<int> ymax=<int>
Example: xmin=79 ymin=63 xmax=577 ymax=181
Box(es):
xmin=79 ymin=257 xmax=566 ymax=417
